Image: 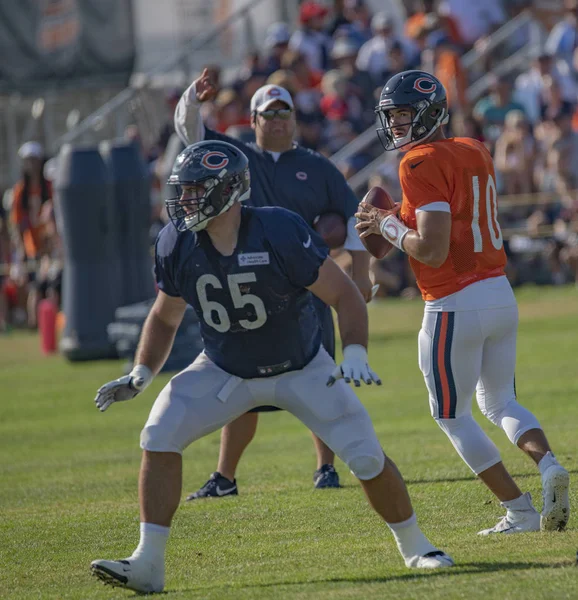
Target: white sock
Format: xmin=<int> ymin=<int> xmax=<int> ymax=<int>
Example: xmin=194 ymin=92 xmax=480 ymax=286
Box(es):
xmin=538 ymin=451 xmax=559 ymax=477
xmin=502 ymin=492 xmax=534 ymax=512
xmin=386 ymin=513 xmax=437 ymax=562
xmin=131 ymin=522 xmax=170 ymax=564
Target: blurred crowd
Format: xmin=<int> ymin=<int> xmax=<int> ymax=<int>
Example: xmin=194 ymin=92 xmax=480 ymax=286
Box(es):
xmin=1 ymin=0 xmax=577 ymax=331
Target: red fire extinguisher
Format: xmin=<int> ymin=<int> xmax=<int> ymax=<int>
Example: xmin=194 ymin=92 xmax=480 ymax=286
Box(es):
xmin=38 ymin=298 xmax=58 ymax=354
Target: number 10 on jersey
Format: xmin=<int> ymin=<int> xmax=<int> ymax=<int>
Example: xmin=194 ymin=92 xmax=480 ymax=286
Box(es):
xmin=471 ymin=174 xmax=503 ymax=253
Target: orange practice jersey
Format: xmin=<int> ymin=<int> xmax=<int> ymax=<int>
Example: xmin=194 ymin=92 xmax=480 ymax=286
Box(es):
xmin=399 ymin=137 xmax=506 ymax=301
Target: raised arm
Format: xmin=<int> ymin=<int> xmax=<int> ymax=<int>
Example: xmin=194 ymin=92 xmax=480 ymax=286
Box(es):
xmin=174 ymin=68 xmax=218 ymax=146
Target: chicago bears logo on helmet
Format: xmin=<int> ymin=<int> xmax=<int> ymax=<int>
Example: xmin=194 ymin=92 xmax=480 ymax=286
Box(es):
xmin=413 ymin=77 xmax=437 ymax=94
xmin=200 ymin=151 xmax=229 ymax=170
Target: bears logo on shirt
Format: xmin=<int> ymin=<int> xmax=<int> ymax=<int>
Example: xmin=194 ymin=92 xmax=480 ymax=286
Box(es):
xmin=296 ymin=171 xmax=308 ymax=181
xmin=200 ymin=151 xmax=229 ymax=170
xmin=413 ymin=77 xmax=437 ymax=94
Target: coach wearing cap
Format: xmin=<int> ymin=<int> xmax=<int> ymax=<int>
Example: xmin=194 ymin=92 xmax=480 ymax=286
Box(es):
xmin=174 ymin=68 xmax=372 ymax=499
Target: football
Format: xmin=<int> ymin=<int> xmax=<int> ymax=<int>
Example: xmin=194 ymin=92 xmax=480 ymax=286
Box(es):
xmin=358 ymin=186 xmax=396 ymax=259
xmin=314 ymin=212 xmax=347 ymax=249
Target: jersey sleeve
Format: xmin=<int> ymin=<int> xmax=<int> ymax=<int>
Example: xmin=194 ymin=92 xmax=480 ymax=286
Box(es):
xmin=173 ymin=82 xmax=252 ymax=154
xmin=174 ymin=83 xmax=206 ymax=146
xmin=400 ymin=154 xmax=451 ymax=211
xmin=154 ymin=225 xmax=181 ymax=297
xmin=272 ymin=210 xmax=329 ymax=288
xmin=322 ymin=159 xmax=366 ymax=251
xmin=324 ymin=159 xmax=359 ymax=220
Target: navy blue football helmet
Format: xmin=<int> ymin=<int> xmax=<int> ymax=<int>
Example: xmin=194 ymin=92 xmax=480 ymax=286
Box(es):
xmin=166 ymin=140 xmax=251 ymax=232
xmin=375 ymin=70 xmax=449 ymax=151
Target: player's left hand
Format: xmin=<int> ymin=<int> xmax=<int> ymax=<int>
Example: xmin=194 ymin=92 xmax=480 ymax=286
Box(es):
xmin=355 ymin=201 xmax=401 ymax=239
xmin=327 ymin=344 xmax=382 ymax=387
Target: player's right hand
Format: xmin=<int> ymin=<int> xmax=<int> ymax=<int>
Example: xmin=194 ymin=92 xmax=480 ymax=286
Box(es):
xmin=94 ymin=365 xmax=153 ymax=412
xmin=327 ymin=344 xmax=382 ymax=388
xmin=194 ymin=68 xmax=218 ymax=103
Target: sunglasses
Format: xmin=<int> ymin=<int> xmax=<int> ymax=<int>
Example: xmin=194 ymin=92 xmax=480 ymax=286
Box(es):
xmin=257 ymin=108 xmax=293 ymax=121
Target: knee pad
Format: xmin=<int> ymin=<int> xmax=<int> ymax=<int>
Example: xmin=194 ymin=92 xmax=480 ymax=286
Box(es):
xmin=480 ymin=399 xmax=542 ymax=445
xmin=140 ymin=424 xmax=184 ymax=455
xmin=343 ymin=440 xmax=385 ymax=480
xmin=436 ymin=415 xmax=501 ymax=475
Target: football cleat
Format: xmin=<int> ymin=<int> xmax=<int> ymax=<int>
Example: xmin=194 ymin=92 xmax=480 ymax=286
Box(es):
xmin=405 ymin=550 xmax=455 ymax=568
xmin=478 ymin=493 xmax=541 ymax=535
xmin=540 ymin=463 xmax=570 ymax=531
xmin=186 ymin=472 xmax=238 ymax=500
xmin=91 ymin=557 xmax=164 ymax=594
xmin=313 ymin=464 xmax=341 ymax=489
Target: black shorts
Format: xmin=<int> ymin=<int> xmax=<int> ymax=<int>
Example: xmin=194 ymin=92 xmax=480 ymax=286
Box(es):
xmin=248 ymin=307 xmax=335 ymax=413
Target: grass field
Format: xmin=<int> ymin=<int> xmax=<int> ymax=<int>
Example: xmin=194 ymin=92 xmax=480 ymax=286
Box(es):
xmin=1 ymin=285 xmax=577 ymax=599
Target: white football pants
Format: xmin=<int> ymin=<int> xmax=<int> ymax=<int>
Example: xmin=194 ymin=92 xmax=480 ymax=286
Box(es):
xmin=418 ymin=306 xmax=541 ymax=474
xmin=141 ymin=347 xmax=385 ymax=480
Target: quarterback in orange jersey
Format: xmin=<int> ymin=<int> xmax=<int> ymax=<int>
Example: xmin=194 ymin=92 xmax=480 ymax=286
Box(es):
xmin=356 ymin=70 xmax=570 ymax=535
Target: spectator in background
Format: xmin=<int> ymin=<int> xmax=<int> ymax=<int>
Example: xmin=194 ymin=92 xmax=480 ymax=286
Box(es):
xmin=280 ymin=50 xmax=324 ymax=118
xmin=539 ymin=74 xmax=575 ymax=121
xmin=533 ymin=113 xmax=563 ymax=193
xmin=322 ymin=119 xmax=358 ymax=158
xmin=235 ymin=56 xmax=269 ymax=109
xmin=152 ymin=90 xmax=182 ymax=159
xmin=236 ymin=51 xmax=265 ymax=84
xmin=550 ymin=107 xmax=578 ymax=192
xmin=320 ymin=69 xmax=363 ymax=131
xmin=262 ymin=22 xmax=291 ymax=75
xmin=330 ymin=37 xmax=375 ymax=127
xmin=444 ymin=0 xmax=506 ymax=48
xmin=406 ymin=0 xmax=463 ymax=48
xmin=514 ymin=50 xmax=577 ymax=124
xmin=10 ymin=142 xmax=53 ymax=328
xmin=494 ymin=110 xmax=536 ymax=195
xmin=267 ymin=68 xmax=298 ymax=95
xmin=212 ymin=88 xmax=250 ymax=134
xmin=473 ymin=75 xmax=527 ymax=146
xmin=357 ymin=13 xmax=417 ymax=87
xmin=289 ymin=1 xmax=332 ymax=72
xmin=3 ymin=263 xmax=29 ymax=328
xmin=558 ymin=217 xmax=578 ymax=284
xmin=527 ymin=108 xmax=577 ymax=241
xmin=545 ymin=0 xmax=578 ymax=72
xmin=340 ymin=0 xmax=373 ymax=47
xmin=266 ymin=68 xmax=325 ymax=149
xmin=325 ymin=0 xmax=350 ymax=36
xmin=461 ymin=115 xmax=486 ymax=141
xmin=428 ymin=36 xmax=468 ymax=113
xmin=295 ymin=110 xmax=325 ymax=151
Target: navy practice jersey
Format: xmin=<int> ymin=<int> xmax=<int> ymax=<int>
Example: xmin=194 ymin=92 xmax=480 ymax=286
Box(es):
xmin=155 ymin=206 xmax=329 ymax=379
xmin=204 ymin=128 xmax=358 ymax=226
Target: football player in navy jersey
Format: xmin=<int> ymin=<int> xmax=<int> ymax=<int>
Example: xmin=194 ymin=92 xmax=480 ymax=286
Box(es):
xmin=175 ymin=71 xmax=373 ymax=494
xmin=90 ymin=141 xmax=454 ymax=594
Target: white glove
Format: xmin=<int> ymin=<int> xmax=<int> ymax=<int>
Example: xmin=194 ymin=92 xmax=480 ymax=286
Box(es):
xmin=327 ymin=345 xmax=382 ymax=388
xmin=94 ymin=365 xmax=153 ymax=412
